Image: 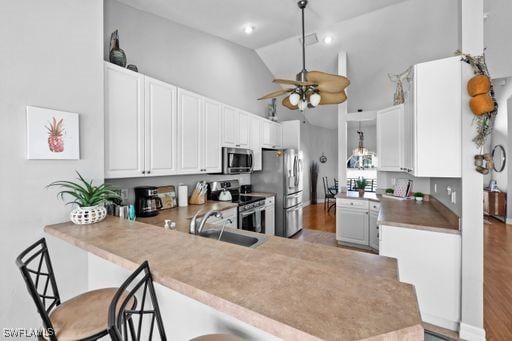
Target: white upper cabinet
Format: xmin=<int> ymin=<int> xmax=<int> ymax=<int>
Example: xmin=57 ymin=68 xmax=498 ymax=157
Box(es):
xmin=202 ymin=98 xmax=222 ymax=173
xmin=261 ymin=120 xmax=283 ymax=149
xmin=221 ymin=106 xmax=250 ymax=148
xmin=105 ymin=63 xmax=145 ymax=178
xmin=144 ymin=76 xmax=177 ymax=176
xmin=177 ymin=89 xmax=203 ymax=174
xmin=222 ymin=105 xmax=239 ymax=147
xmin=249 ymin=115 xmax=262 ymax=171
xmin=238 ymin=111 xmax=250 ymax=148
xmin=377 ymin=105 xmax=404 ymax=172
xmin=104 ymin=62 xmax=284 ymax=177
xmin=377 ymin=57 xmax=462 ymax=178
xmin=413 ymin=56 xmax=461 ymax=178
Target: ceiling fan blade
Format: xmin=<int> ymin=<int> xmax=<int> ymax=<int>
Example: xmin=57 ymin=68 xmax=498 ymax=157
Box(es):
xmin=273 ymin=78 xmax=315 ymax=87
xmin=306 ymin=71 xmax=350 ymax=93
xmin=282 ymin=95 xmax=298 ymax=110
xmin=318 ymin=91 xmax=348 ymax=105
xmin=257 ymin=88 xmax=294 ymax=100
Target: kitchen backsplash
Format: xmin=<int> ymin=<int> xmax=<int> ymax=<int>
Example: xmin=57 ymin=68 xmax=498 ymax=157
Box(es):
xmin=377 ymin=171 xmax=431 ymax=194
xmin=429 ymin=178 xmax=462 ymax=216
xmin=106 ymin=174 xmax=250 ymax=204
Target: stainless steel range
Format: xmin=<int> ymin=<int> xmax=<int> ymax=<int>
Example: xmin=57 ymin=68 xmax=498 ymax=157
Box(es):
xmin=207 ymin=180 xmax=266 ymax=234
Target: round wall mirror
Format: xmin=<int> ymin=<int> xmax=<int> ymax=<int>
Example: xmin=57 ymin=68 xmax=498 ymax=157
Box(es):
xmin=492 ymin=145 xmax=506 ymax=172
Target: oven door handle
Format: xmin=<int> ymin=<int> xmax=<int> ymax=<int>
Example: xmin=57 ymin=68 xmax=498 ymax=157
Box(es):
xmin=240 ymin=209 xmax=256 ymax=218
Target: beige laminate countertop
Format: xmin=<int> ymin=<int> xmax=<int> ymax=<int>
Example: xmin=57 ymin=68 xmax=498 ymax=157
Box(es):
xmin=336 ymin=191 xmax=460 ymax=234
xmin=45 ymin=216 xmax=423 ymax=340
xmin=138 ymin=201 xmax=238 ymax=231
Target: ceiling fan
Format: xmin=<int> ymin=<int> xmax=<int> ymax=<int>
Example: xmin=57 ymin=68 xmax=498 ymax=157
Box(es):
xmin=258 ymin=0 xmax=350 ymax=111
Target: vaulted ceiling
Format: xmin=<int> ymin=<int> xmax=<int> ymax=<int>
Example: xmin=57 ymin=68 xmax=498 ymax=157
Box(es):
xmin=115 ymin=0 xmax=407 ymax=49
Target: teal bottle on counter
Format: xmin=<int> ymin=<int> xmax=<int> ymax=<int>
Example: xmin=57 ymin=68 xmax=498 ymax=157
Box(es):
xmin=128 ymin=204 xmax=136 ymax=221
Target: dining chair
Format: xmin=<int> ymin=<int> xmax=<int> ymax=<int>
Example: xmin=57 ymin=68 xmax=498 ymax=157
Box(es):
xmin=108 ymin=261 xmax=241 ymax=341
xmin=16 ymin=238 xmax=125 ymax=341
xmin=322 ymin=177 xmax=336 ymax=213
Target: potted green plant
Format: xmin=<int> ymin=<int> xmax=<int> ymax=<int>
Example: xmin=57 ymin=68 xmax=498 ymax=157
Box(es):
xmin=385 ymin=188 xmax=394 ymax=195
xmin=355 ymin=178 xmax=368 ymax=197
xmin=47 ymin=171 xmax=121 ymax=225
xmin=413 ymin=192 xmax=424 ymax=202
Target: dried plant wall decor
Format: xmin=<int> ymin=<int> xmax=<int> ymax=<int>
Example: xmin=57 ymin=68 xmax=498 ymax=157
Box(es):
xmin=456 ymin=51 xmax=498 ymax=148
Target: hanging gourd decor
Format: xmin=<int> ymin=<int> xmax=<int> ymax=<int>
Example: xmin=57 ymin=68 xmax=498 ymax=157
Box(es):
xmin=467 ymin=74 xmax=491 ymax=96
xmin=456 ymin=51 xmax=498 ymax=148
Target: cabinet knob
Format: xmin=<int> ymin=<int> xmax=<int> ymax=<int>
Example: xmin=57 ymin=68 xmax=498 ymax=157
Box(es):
xmin=142 ymin=171 xmax=146 ymax=174
xmin=147 ymin=170 xmax=151 ymax=174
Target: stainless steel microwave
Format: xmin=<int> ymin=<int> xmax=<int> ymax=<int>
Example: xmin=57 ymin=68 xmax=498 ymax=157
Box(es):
xmin=222 ymin=147 xmax=253 ymax=174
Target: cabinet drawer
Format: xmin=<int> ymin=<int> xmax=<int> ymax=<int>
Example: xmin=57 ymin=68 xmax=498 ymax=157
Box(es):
xmin=336 ymin=198 xmax=369 ymax=209
xmin=370 ymin=202 xmax=381 ymax=212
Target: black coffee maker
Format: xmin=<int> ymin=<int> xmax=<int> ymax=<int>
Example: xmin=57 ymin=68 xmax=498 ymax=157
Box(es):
xmin=134 ymin=186 xmax=162 ymax=217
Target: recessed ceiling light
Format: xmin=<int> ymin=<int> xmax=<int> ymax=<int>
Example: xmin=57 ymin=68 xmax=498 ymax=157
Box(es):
xmin=323 ymin=35 xmax=334 ymax=45
xmin=243 ymin=25 xmax=255 ymax=35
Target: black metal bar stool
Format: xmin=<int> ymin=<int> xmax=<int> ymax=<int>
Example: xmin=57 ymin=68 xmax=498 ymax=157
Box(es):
xmin=109 ymin=261 xmax=242 ymax=341
xmin=16 ymin=238 xmax=133 ymax=341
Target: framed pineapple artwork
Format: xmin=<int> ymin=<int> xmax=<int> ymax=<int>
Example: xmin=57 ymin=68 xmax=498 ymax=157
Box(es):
xmin=26 ymin=106 xmax=80 ymax=160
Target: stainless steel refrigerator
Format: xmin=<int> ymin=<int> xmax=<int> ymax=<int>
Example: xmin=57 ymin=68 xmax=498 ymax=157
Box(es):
xmin=252 ymin=149 xmax=304 ymax=237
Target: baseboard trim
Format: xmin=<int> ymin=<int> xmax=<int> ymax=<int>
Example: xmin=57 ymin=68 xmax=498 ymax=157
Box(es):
xmin=303 ymin=200 xmax=311 ymax=207
xmin=422 ymin=313 xmax=459 ymax=332
xmin=459 ymin=322 xmax=486 ymax=341
xmin=506 ymin=217 xmax=512 ymax=225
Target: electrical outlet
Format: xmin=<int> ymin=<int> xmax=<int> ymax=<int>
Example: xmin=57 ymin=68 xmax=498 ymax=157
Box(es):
xmin=446 ymin=186 xmax=452 ymax=195
xmin=121 ymin=189 xmax=129 ymax=203
xmin=434 ymin=184 xmax=437 ymax=193
xmin=391 ymin=177 xmax=396 ymax=186
xmin=451 ymin=191 xmax=457 ymax=204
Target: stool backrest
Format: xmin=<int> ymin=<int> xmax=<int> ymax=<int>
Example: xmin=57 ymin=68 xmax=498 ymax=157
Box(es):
xmin=16 ymin=238 xmax=60 ymax=341
xmin=109 ymin=261 xmax=167 ymax=341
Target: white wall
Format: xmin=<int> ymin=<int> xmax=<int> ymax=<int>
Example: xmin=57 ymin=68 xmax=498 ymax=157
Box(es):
xmin=257 ymin=0 xmax=459 ymax=128
xmin=300 ymin=123 xmax=338 ymax=203
xmin=0 ymin=0 xmax=103 ymax=330
xmin=489 ymin=78 xmax=512 ymax=191
xmin=105 ymin=0 xmax=279 ymax=116
xmin=484 ymin=0 xmax=512 ymax=79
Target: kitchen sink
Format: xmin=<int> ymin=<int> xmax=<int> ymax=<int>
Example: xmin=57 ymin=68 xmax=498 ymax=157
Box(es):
xmin=200 ymin=229 xmax=263 ymax=248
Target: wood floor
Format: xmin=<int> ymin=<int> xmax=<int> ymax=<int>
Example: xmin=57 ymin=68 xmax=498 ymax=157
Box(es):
xmin=484 ymin=217 xmax=512 ymax=341
xmin=296 ymin=205 xmax=512 ymax=340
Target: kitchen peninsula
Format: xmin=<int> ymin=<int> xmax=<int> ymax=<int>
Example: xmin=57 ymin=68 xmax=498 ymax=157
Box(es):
xmin=45 ymin=215 xmax=423 ymax=340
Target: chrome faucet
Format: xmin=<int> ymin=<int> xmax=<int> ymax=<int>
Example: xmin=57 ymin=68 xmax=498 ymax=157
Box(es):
xmin=189 ymin=209 xmax=223 ymax=235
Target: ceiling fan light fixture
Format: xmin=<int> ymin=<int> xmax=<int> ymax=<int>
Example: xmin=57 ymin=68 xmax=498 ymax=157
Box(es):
xmin=310 ymin=93 xmax=321 ymax=107
xmin=298 ymin=100 xmax=307 ymax=112
xmin=289 ymin=93 xmax=301 ymax=106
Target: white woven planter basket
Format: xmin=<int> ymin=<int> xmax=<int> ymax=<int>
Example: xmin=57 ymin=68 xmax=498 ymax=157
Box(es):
xmin=70 ymin=205 xmax=107 ymax=225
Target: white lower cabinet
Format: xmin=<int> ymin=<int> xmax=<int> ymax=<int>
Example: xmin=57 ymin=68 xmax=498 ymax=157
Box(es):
xmin=336 ymin=199 xmax=370 ymax=247
xmin=379 ymin=225 xmax=461 ymax=330
xmin=265 ymin=196 xmax=275 ymax=236
xmin=336 ymin=199 xmax=380 ymax=251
